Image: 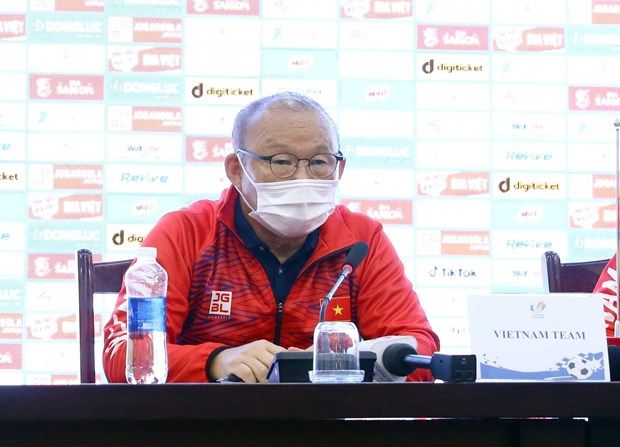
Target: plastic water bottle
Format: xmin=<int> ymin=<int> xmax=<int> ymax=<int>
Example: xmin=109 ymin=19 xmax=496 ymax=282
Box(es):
xmin=125 ymin=246 xmax=168 ymax=384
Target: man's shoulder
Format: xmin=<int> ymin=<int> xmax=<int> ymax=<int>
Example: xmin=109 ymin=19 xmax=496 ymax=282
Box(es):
xmin=333 ymin=204 xmax=381 ymax=226
xmin=157 ymin=194 xmax=229 ymax=229
xmin=164 ymin=199 xmax=218 ymax=219
xmin=164 ymin=189 xmax=233 ymax=221
xmin=328 ymin=205 xmax=383 ymax=237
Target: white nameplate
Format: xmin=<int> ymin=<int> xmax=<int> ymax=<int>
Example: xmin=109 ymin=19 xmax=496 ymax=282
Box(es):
xmin=468 ymin=293 xmax=610 ymax=381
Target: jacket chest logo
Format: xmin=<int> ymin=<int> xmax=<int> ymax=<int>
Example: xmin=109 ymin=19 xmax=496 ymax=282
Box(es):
xmin=209 ymin=291 xmax=232 ymax=317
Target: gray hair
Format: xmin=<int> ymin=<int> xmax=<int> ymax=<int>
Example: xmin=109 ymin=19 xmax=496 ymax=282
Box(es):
xmin=232 ymin=91 xmax=340 ymax=151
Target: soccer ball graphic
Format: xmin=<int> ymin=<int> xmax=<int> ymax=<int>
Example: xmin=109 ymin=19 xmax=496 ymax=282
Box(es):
xmin=565 ymin=356 xmax=594 ymax=379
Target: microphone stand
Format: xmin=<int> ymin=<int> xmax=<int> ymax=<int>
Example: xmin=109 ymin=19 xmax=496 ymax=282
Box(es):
xmin=318 ymin=265 xmax=353 ymax=322
xmin=615 ymin=118 xmax=620 ymax=337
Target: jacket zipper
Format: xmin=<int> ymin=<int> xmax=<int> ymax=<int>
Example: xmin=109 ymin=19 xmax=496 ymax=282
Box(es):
xmin=272 ymin=246 xmax=357 ymax=345
xmin=274 ymin=301 xmax=284 ymax=345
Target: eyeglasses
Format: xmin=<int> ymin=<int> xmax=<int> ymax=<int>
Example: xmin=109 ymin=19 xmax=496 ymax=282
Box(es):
xmin=236 ymin=148 xmax=344 ymax=179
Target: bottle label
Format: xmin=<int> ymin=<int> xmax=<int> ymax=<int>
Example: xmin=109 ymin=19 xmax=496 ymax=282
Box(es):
xmin=127 ymin=296 xmax=166 ymax=333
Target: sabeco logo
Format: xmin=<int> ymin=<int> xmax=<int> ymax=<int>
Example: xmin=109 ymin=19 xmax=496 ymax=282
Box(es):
xmin=498 ymin=177 xmax=560 ymax=193
xmin=112 ymin=230 xmax=144 ymax=246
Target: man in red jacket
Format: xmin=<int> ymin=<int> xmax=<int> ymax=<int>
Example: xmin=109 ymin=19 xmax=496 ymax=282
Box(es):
xmin=103 ymin=91 xmax=440 ymax=383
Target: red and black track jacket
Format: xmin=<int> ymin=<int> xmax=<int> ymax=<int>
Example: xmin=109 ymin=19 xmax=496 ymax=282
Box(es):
xmin=103 ymin=187 xmax=440 ymax=382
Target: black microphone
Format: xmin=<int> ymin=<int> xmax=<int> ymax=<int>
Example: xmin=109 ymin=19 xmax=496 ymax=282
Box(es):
xmin=318 ymin=242 xmax=369 ymax=322
xmin=381 ymin=343 xmax=477 ymax=383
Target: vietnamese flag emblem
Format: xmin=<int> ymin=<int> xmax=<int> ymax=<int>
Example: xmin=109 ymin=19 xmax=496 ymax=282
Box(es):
xmin=321 ymin=295 xmax=351 ymax=321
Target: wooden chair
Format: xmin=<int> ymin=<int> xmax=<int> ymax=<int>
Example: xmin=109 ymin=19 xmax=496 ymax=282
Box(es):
xmin=76 ymin=249 xmax=132 ymax=383
xmin=541 ymin=250 xmax=610 ymax=293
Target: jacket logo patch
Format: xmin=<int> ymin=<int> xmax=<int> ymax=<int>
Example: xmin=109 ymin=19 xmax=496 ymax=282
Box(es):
xmin=209 ymin=291 xmax=232 ymax=317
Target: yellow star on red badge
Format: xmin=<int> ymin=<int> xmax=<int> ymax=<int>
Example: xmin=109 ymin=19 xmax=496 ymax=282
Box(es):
xmin=333 ymin=305 xmax=343 ymax=315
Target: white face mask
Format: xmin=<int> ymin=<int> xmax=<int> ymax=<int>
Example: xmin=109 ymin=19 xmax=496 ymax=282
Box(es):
xmin=236 ymin=160 xmax=339 ymax=238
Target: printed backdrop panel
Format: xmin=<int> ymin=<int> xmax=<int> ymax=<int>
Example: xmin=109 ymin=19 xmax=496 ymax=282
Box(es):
xmin=0 ymin=0 xmax=619 ymax=384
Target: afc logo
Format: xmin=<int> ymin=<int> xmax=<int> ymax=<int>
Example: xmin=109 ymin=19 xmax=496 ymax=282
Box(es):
xmin=209 ymin=291 xmax=232 ymax=317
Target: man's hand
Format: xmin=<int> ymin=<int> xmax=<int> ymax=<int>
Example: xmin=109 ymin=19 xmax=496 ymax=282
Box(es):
xmin=210 ymin=339 xmax=287 ymax=383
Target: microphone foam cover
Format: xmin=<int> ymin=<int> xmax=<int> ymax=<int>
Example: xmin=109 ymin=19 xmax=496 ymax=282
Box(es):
xmin=382 ymin=343 xmax=418 ymax=377
xmin=344 ymin=242 xmax=369 ymax=271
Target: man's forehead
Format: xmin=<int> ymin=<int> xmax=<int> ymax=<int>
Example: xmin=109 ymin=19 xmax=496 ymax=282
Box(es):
xmin=247 ymin=108 xmax=335 ymax=137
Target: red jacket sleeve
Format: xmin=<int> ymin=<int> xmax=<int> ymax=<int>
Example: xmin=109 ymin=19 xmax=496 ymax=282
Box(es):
xmin=103 ymin=211 xmax=226 ymax=383
xmin=593 ymin=255 xmax=618 ymax=337
xmin=353 ymin=224 xmax=441 ymax=382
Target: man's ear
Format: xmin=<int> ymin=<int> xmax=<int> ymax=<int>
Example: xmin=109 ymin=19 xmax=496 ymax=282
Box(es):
xmin=225 ymin=153 xmax=242 ymax=188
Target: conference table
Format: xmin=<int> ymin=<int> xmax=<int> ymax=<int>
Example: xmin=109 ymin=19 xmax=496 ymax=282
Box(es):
xmin=1 ymin=382 xmax=619 ymax=447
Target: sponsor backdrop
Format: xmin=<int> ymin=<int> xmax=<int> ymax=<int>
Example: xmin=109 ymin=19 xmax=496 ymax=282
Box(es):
xmin=0 ymin=0 xmax=619 ymax=384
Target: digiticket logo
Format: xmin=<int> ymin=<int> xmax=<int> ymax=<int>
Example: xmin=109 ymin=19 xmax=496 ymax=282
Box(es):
xmin=112 ymin=229 xmax=145 ymax=246
xmin=191 ymin=83 xmax=254 ymax=98
xmin=422 ymin=58 xmax=484 ymax=74
xmin=0 ymin=170 xmax=19 ymax=181
xmin=498 ymin=177 xmax=560 ymax=193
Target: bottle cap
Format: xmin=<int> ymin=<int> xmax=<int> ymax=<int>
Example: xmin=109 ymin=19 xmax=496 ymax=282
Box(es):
xmin=136 ymin=246 xmax=157 ymax=258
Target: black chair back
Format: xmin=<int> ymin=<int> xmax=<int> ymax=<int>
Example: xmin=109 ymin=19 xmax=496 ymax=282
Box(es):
xmin=542 ymin=250 xmax=610 ymax=293
xmin=77 ymin=249 xmax=132 ymax=383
